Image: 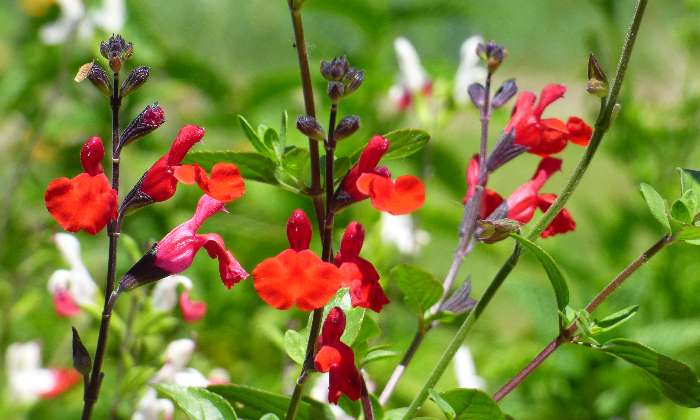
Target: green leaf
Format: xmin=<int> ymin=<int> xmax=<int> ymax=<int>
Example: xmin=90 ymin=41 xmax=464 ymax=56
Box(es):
xmin=429 ymin=389 xmax=455 ymax=420
xmin=596 ymin=339 xmax=700 ymax=407
xmin=440 ymin=389 xmax=506 ymax=420
xmin=671 ymin=194 xmax=693 ymax=224
xmin=390 ymin=264 xmax=443 ymax=315
xmin=383 ymin=408 xmax=409 ymax=420
xmin=209 ymin=384 xmax=334 ymax=420
xmin=383 ymin=129 xmax=430 ymax=160
xmin=352 ymin=314 xmax=381 ymax=347
xmin=323 ymin=288 xmax=366 ymax=345
xmin=593 ymin=305 xmax=639 ymax=333
xmin=337 ymin=393 xmax=384 ymax=420
xmin=118 ymin=366 xmax=156 ymax=396
xmin=360 ymin=347 xmax=399 ymax=367
xmin=260 ymin=414 xmax=281 ymax=420
xmin=679 ymin=168 xmax=700 ymax=211
xmin=275 ymin=146 xmax=310 ymax=192
xmin=238 ymin=115 xmax=273 ymax=159
xmin=263 ymin=127 xmax=280 ymax=156
xmin=156 ymin=384 xmax=237 ymax=420
xmin=183 ymin=151 xmax=278 ymax=185
xmin=284 ymin=329 xmax=307 ymax=365
xmin=640 ymin=183 xmax=671 ymax=233
xmin=509 ymin=233 xmax=569 ymax=312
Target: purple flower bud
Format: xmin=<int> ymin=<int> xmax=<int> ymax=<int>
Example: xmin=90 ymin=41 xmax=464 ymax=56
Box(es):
xmin=100 ymin=34 xmax=133 ymax=73
xmin=327 ymin=81 xmax=345 ymax=102
xmin=491 ymin=79 xmax=517 ymax=109
xmin=321 ymin=56 xmax=349 ymax=81
xmin=296 ymin=115 xmax=325 ymax=141
xmin=120 ymin=66 xmax=150 ymax=98
xmin=476 ymin=41 xmax=507 ymax=73
xmin=74 ymin=62 xmax=112 ymax=96
xmin=119 ymin=103 xmax=165 ymax=149
xmin=343 ymin=68 xmax=364 ymax=95
xmin=334 ymin=115 xmax=360 ymax=141
xmin=71 ymin=327 xmax=92 ymax=376
xmin=467 ymin=83 xmax=486 ymax=108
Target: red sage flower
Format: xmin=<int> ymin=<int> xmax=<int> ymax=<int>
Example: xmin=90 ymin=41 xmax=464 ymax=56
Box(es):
xmin=253 ymin=209 xmax=343 ymax=311
xmin=45 ymin=136 xmax=117 ymax=234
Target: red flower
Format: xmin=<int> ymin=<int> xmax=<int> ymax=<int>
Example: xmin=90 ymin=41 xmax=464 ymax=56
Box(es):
xmin=40 ymin=369 xmax=81 ymax=399
xmin=505 ymin=84 xmax=592 ymax=156
xmin=341 ymin=135 xmax=425 ymax=215
xmin=53 ymin=290 xmax=80 ymax=317
xmin=138 ymin=125 xmax=245 ymax=203
xmin=314 ymin=307 xmax=363 ymax=404
xmin=154 ymin=195 xmax=248 ymax=288
xmin=466 ymin=156 xmax=576 ymax=238
xmin=179 ymin=291 xmax=207 ymax=323
xmin=253 ymin=210 xmax=343 ymax=311
xmin=335 ymin=222 xmax=389 ymax=312
xmin=45 ymin=137 xmax=117 ymax=234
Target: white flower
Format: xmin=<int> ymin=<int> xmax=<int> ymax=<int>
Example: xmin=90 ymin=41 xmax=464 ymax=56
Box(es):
xmin=40 ymin=0 xmax=125 ymax=45
xmin=394 ymin=37 xmax=429 ymax=94
xmin=47 ymin=233 xmax=97 ymax=316
xmin=454 ymin=36 xmax=487 ymax=105
xmin=132 ymin=388 xmax=174 ymax=420
xmin=454 ymin=346 xmax=486 ymax=390
xmin=150 ymin=275 xmax=193 ymax=312
xmin=380 ymin=213 xmax=430 ymax=255
xmin=163 ymin=338 xmax=196 ymax=370
xmin=6 ymin=342 xmax=76 ymax=404
xmin=149 ymin=339 xmax=226 ymax=387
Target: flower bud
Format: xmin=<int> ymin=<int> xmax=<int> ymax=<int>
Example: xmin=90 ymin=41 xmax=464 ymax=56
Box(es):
xmin=334 ymin=115 xmax=360 ymax=141
xmin=80 ymin=137 xmax=105 ymax=176
xmin=120 ymin=66 xmax=150 ymax=98
xmin=321 ymin=56 xmax=349 ymax=81
xmin=286 ymin=209 xmax=312 ymax=251
xmin=486 ymin=130 xmax=526 ymax=173
xmin=74 ymin=62 xmax=112 ymax=96
xmin=343 ymin=68 xmax=364 ymax=95
xmin=100 ymin=34 xmax=133 ymax=73
xmin=586 ymin=53 xmax=609 ymax=98
xmin=71 ymin=327 xmax=91 ymax=376
xmin=476 ymin=41 xmax=506 ymax=73
xmin=491 ymin=78 xmax=518 ymax=109
xmin=296 ymin=115 xmax=325 ymax=141
xmin=339 ymin=222 xmax=364 ymax=258
xmin=476 ymin=219 xmax=520 ymax=244
xmin=119 ymin=103 xmax=165 ymax=149
xmin=327 ymin=81 xmax=345 ymax=102
xmin=467 ymin=83 xmax=486 ymax=108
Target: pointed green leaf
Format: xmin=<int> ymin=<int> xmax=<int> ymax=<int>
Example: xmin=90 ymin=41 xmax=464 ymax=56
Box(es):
xmin=275 ymin=146 xmax=310 ymax=192
xmin=182 ymin=151 xmax=278 ymax=185
xmin=156 ymin=384 xmax=237 ymax=420
xmin=390 ymin=264 xmax=443 ymax=315
xmin=640 ymin=183 xmax=671 ymax=233
xmin=596 ymin=339 xmax=700 ymax=407
xmin=360 ymin=347 xmax=399 ymax=367
xmin=591 ymin=305 xmax=639 ymax=335
xmin=440 ymin=389 xmax=506 ymax=420
xmin=671 ymin=195 xmax=693 ymax=224
xmin=678 ymin=226 xmax=700 ymax=241
xmin=429 ymin=388 xmax=456 ymax=420
xmin=679 ymin=168 xmax=700 ymax=210
xmin=509 ymin=233 xmax=569 ymax=312
xmin=383 ymin=129 xmax=430 ymax=160
xmin=208 ymin=384 xmax=334 ymax=420
xmin=238 ymin=115 xmax=273 ymax=158
xmin=283 ymin=329 xmax=307 ymax=365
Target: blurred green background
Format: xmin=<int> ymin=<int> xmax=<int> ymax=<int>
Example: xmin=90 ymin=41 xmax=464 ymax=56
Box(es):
xmin=1 ymin=0 xmax=700 ymax=419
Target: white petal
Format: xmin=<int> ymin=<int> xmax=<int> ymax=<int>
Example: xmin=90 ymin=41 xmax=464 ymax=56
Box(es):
xmin=6 ymin=342 xmax=42 ymax=373
xmin=40 ymin=17 xmax=75 ymax=45
xmin=394 ymin=37 xmax=428 ymax=93
xmin=53 ymin=233 xmax=83 ymax=271
xmin=132 ymin=388 xmax=175 ymax=420
xmin=47 ymin=270 xmax=72 ymax=294
xmin=69 ymin=266 xmax=97 ymax=305
xmin=454 ymin=36 xmax=487 ymax=105
xmin=163 ymin=338 xmax=195 ymax=369
xmin=91 ymin=0 xmax=126 ymax=32
xmin=173 ymin=368 xmax=208 ymax=388
xmin=380 ymin=213 xmax=427 ymax=255
xmin=9 ymin=370 xmax=55 ymax=403
xmin=151 ymin=276 xmax=192 ymax=312
xmin=454 ymin=346 xmax=486 ymax=390
xmin=207 ymin=367 xmax=230 ymax=384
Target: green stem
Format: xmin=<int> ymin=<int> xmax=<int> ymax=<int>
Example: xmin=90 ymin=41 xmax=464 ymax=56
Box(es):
xmin=402 ymin=0 xmax=648 ymax=416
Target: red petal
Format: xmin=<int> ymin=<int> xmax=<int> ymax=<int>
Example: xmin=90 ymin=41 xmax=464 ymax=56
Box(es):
xmin=167 ymin=125 xmax=205 ymax=166
xmin=356 ymin=173 xmax=425 ymax=215
xmin=45 ymin=173 xmax=117 ymax=235
xmin=481 ymin=188 xmax=504 ymax=219
xmin=315 ymin=345 xmax=342 ymax=372
xmin=339 ymin=222 xmax=364 ymax=258
xmin=199 ymin=233 xmax=249 ymax=288
xmin=40 ymin=369 xmax=81 ymax=399
xmin=567 ymin=116 xmax=593 ymax=146
xmin=537 ymin=194 xmax=576 ymax=238
xmin=80 ymin=137 xmax=104 ymax=176
xmin=141 ymin=159 xmax=178 ymax=202
xmin=193 ymin=163 xmax=245 ymax=203
xmin=321 ymin=307 xmax=346 ymax=343
xmin=506 ymin=91 xmax=536 ymax=134
xmin=179 ymin=291 xmax=207 ymax=323
xmin=534 ymin=84 xmax=566 ymax=118
xmin=53 ymin=290 xmax=80 ymax=317
xmin=173 ymin=164 xmax=197 ymax=184
xmin=253 ymin=249 xmax=342 ymax=311
xmin=287 ymin=209 xmax=312 ymax=251
xmin=528 ymin=119 xmax=568 ymax=156
xmin=357 ymin=136 xmax=390 ymax=173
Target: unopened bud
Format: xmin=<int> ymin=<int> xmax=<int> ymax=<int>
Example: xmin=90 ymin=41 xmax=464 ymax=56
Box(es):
xmin=71 ymin=327 xmax=92 ymax=376
xmin=296 ymin=115 xmax=325 ymax=141
xmin=467 ymin=83 xmax=486 ymax=108
xmin=491 ymin=78 xmax=518 ymax=108
xmin=343 ymin=68 xmax=364 ymax=95
xmin=334 ymin=115 xmax=360 ymax=141
xmin=287 ymin=209 xmax=312 ymax=251
xmin=80 ymin=137 xmax=105 ymax=176
xmin=476 ymin=219 xmax=520 ymax=244
xmin=119 ymin=103 xmax=165 ymax=149
xmin=586 ymin=53 xmax=608 ymax=97
xmin=340 ymin=221 xmax=364 ymax=257
xmin=327 ymin=81 xmax=345 ymax=102
xmin=121 ymin=66 xmax=150 ymax=98
xmin=75 ymin=62 xmax=112 ymax=96
xmin=100 ymin=34 xmax=133 ymax=73
xmin=476 ymin=41 xmax=506 ymax=73
xmin=320 ymin=56 xmax=349 ymax=81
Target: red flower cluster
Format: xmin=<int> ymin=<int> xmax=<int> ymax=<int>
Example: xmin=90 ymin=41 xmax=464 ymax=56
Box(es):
xmin=154 ymin=195 xmax=249 ymax=288
xmin=45 ymin=137 xmax=117 ymax=234
xmin=341 ymin=135 xmax=425 ymax=215
xmin=314 ymin=307 xmax=363 ymax=403
xmin=506 ymin=84 xmax=592 ymax=156
xmin=466 ymin=156 xmax=575 ymax=238
xmin=335 ymin=222 xmax=389 ymax=312
xmin=253 ymin=210 xmax=343 ymax=311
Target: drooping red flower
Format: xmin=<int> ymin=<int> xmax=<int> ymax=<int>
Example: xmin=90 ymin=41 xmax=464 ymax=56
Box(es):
xmin=505 ymin=84 xmax=592 ymax=156
xmin=40 ymin=369 xmax=81 ymax=399
xmin=341 ymin=135 xmax=425 ymax=215
xmin=134 ymin=125 xmax=245 ymax=205
xmin=53 ymin=290 xmax=81 ymax=317
xmin=153 ymin=194 xmax=248 ymax=288
xmin=253 ymin=209 xmax=343 ymax=311
xmin=45 ymin=137 xmax=117 ymax=234
xmin=334 ymin=222 xmax=389 ymax=312
xmin=466 ymin=156 xmax=576 ymax=238
xmin=314 ymin=307 xmax=363 ymax=404
xmin=179 ymin=291 xmax=207 ymax=323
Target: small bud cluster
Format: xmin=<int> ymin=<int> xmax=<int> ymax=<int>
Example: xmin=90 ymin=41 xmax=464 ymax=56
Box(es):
xmin=100 ymin=34 xmax=133 ymax=73
xmin=320 ymin=56 xmax=364 ymax=103
xmin=586 ymin=53 xmax=609 ymax=98
xmin=74 ymin=62 xmax=112 ymax=96
xmin=476 ymin=41 xmax=507 ymax=73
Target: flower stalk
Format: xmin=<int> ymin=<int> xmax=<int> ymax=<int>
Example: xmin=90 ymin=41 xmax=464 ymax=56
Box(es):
xmin=401 ymin=0 xmax=648 ymax=416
